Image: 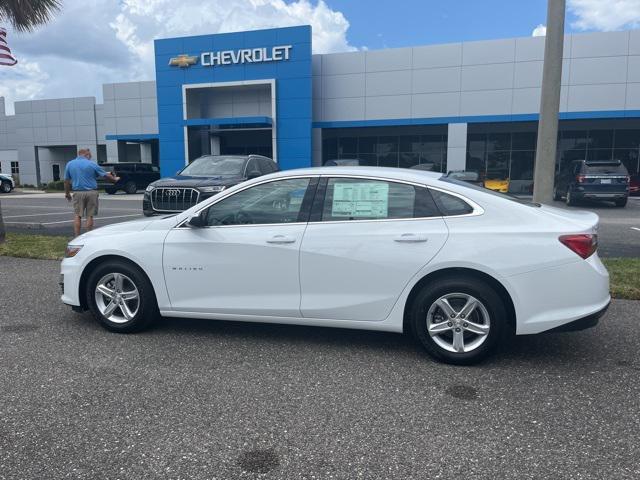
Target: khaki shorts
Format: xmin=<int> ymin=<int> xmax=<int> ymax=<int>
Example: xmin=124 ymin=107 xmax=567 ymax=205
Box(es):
xmin=72 ymin=190 xmax=99 ymax=218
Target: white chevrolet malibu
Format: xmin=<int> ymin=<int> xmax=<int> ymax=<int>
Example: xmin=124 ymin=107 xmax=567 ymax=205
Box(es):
xmin=60 ymin=167 xmax=610 ymax=364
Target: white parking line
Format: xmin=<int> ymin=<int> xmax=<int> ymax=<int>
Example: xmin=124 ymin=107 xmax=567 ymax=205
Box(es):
xmin=632 ymin=227 xmax=640 ymax=232
xmin=6 ymin=214 xmax=141 ymax=225
xmin=3 ymin=212 xmax=71 ymax=219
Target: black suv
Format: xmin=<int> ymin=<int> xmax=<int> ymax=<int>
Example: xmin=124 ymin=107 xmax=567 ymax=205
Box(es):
xmin=554 ymin=159 xmax=630 ymax=207
xmin=143 ymin=154 xmax=277 ymax=216
xmin=99 ymin=162 xmax=161 ymax=194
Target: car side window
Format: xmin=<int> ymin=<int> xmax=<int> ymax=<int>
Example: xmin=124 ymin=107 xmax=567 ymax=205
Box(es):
xmin=204 ymin=178 xmax=311 ymax=226
xmin=430 ymin=189 xmax=474 ymax=216
xmin=259 ymin=158 xmax=277 ymax=174
xmin=320 ymin=178 xmax=439 ymax=221
xmin=245 ymin=159 xmax=261 ymax=177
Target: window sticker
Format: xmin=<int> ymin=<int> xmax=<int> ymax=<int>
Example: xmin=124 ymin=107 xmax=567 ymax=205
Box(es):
xmin=331 ymin=182 xmax=389 ymax=218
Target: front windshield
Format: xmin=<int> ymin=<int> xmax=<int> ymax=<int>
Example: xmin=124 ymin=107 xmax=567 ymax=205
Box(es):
xmin=180 ymin=156 xmax=245 ymax=176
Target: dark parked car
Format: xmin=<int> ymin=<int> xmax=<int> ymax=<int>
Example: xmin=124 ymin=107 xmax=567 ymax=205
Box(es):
xmin=630 ymin=174 xmax=640 ymax=196
xmin=98 ymin=162 xmax=161 ymax=194
xmin=444 ymin=170 xmax=484 ymax=186
xmin=143 ymin=154 xmax=277 ymax=216
xmin=323 ymin=159 xmax=362 ymax=166
xmin=554 ymin=159 xmax=630 ymax=207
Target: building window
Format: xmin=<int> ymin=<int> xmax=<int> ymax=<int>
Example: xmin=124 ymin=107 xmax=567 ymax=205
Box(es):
xmin=322 ymin=128 xmax=448 ymax=171
xmin=11 ymin=161 xmax=19 ymax=175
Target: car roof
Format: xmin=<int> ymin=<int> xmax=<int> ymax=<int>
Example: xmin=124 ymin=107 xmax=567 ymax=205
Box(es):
xmin=269 ymin=166 xmax=443 ymax=183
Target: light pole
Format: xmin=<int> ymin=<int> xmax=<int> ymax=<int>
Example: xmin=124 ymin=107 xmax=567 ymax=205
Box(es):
xmin=533 ymin=0 xmax=566 ymax=204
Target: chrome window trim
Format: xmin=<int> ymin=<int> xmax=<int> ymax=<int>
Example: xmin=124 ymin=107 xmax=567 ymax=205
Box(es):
xmin=174 ymin=173 xmax=484 ymax=229
xmin=314 ymin=174 xmax=484 ymax=222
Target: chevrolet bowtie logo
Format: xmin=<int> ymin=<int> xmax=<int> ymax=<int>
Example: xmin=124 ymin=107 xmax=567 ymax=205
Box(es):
xmin=168 ymin=54 xmax=198 ymax=68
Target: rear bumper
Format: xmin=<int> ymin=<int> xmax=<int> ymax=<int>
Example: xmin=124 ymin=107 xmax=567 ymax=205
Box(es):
xmin=547 ymin=300 xmax=609 ymax=332
xmin=510 ymin=254 xmax=611 ymax=335
xmin=578 ymin=192 xmax=628 ymax=199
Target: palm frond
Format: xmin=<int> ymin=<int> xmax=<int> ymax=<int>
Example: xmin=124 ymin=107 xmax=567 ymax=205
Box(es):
xmin=0 ymin=0 xmax=62 ymax=32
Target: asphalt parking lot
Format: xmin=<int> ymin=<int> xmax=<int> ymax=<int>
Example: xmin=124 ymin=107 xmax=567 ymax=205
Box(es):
xmin=1 ymin=191 xmax=639 ymax=257
xmin=0 ymin=256 xmax=639 ymax=479
xmin=1 ymin=191 xmax=143 ymax=236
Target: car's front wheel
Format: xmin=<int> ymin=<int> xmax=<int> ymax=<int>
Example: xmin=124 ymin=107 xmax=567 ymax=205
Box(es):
xmin=124 ymin=181 xmax=137 ymax=194
xmin=409 ymin=276 xmax=508 ymax=365
xmin=86 ymin=260 xmax=158 ymax=333
xmin=1 ymin=181 xmax=11 ymax=193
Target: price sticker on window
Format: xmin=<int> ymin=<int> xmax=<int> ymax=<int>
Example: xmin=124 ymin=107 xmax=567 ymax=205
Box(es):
xmin=332 ymin=182 xmax=389 ymax=218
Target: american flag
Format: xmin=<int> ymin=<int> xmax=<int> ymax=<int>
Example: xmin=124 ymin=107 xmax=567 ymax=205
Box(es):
xmin=0 ymin=27 xmax=18 ymax=66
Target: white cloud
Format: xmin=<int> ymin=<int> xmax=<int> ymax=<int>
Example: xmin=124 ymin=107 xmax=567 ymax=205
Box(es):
xmin=0 ymin=0 xmax=356 ymax=114
xmin=568 ymin=0 xmax=640 ymax=31
xmin=532 ymin=24 xmax=547 ymax=37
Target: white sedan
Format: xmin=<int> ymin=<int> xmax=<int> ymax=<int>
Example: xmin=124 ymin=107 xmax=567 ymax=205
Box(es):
xmin=60 ymin=167 xmax=610 ymax=364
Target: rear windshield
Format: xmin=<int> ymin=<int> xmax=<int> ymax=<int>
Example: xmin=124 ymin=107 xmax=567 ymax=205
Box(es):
xmin=583 ymin=162 xmax=628 ymax=175
xmin=439 ymin=176 xmax=540 ymax=207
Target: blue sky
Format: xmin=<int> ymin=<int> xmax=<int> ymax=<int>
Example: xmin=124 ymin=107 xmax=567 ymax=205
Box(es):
xmin=2 ymin=0 xmax=639 ymax=112
xmin=326 ymin=0 xmax=595 ymax=49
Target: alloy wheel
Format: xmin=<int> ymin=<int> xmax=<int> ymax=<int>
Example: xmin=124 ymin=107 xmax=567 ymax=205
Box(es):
xmin=426 ymin=293 xmax=491 ymax=353
xmin=94 ymin=273 xmax=140 ymax=323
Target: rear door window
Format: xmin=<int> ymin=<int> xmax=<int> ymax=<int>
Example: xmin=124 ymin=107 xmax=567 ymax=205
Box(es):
xmin=319 ymin=178 xmax=439 ymax=221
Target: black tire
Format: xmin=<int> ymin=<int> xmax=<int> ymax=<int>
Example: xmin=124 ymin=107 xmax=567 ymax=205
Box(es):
xmin=566 ymin=189 xmax=576 ymax=206
xmin=0 ymin=181 xmax=11 ymax=194
xmin=614 ymin=197 xmax=628 ymax=207
xmin=143 ymin=210 xmax=155 ymax=217
xmin=553 ymin=187 xmax=561 ymax=201
xmin=409 ymin=276 xmax=508 ymax=365
xmin=124 ymin=181 xmax=137 ymax=194
xmin=105 ymin=187 xmax=117 ymax=195
xmin=85 ymin=260 xmax=158 ymax=333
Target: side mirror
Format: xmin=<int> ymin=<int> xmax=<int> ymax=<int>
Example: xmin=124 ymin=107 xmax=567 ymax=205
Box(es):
xmin=187 ymin=210 xmax=207 ymax=228
xmin=247 ymin=170 xmax=261 ymax=180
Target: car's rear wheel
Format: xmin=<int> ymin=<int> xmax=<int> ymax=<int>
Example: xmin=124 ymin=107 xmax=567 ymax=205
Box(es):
xmin=86 ymin=260 xmax=158 ymax=333
xmin=566 ymin=189 xmax=576 ymax=206
xmin=105 ymin=187 xmax=117 ymax=195
xmin=409 ymin=276 xmax=508 ymax=365
xmin=124 ymin=181 xmax=137 ymax=194
xmin=1 ymin=181 xmax=11 ymax=193
xmin=614 ymin=197 xmax=628 ymax=207
xmin=553 ymin=187 xmax=562 ymax=201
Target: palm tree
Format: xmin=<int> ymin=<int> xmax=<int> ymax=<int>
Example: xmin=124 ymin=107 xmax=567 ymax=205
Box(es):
xmin=0 ymin=0 xmax=61 ymax=243
xmin=0 ymin=0 xmax=61 ymax=32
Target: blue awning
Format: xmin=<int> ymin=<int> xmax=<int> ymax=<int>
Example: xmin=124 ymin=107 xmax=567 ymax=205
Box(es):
xmin=105 ymin=134 xmax=159 ymax=142
xmin=184 ymin=116 xmax=272 ymax=128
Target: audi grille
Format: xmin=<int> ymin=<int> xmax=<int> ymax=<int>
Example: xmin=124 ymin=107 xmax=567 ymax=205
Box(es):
xmin=150 ymin=187 xmax=201 ymax=212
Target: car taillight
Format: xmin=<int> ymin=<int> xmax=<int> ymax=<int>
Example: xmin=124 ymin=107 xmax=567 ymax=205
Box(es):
xmin=559 ymin=234 xmax=597 ymax=259
xmin=576 ymin=175 xmax=586 ymax=183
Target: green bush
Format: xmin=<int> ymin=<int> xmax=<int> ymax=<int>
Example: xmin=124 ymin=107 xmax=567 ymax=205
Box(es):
xmin=46 ymin=180 xmax=66 ymax=191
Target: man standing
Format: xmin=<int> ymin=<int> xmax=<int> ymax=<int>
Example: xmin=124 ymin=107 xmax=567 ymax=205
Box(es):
xmin=64 ymin=149 xmax=119 ymax=237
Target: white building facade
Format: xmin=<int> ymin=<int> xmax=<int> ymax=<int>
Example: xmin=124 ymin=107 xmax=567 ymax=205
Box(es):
xmin=1 ymin=28 xmax=639 ymax=190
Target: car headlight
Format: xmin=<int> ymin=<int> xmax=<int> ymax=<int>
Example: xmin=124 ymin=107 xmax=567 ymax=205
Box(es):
xmin=199 ymin=186 xmax=226 ymax=193
xmin=145 ymin=185 xmax=155 ymax=192
xmin=65 ymin=244 xmax=83 ymax=258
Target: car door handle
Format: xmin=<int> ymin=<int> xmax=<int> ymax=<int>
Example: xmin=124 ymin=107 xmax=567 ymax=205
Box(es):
xmin=394 ymin=233 xmax=428 ymax=243
xmin=266 ymin=235 xmax=297 ymax=244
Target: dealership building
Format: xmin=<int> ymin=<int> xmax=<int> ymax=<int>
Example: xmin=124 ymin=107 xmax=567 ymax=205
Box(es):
xmin=2 ymin=25 xmax=640 ymax=191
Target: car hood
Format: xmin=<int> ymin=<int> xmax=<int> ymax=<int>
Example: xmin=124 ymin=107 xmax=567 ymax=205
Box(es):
xmin=74 ymin=217 xmax=163 ymax=242
xmin=150 ymin=174 xmax=243 ymax=188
